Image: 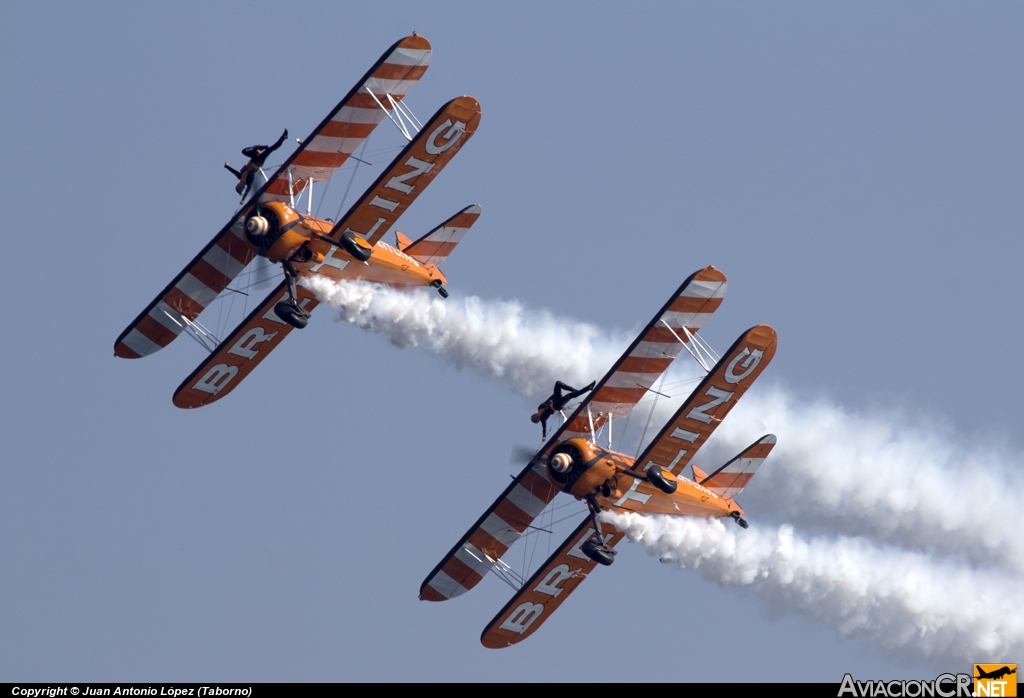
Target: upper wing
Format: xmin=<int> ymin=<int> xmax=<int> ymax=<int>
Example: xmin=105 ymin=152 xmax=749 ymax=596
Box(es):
xmin=480 ymin=517 xmax=624 ymax=649
xmin=636 ymin=325 xmax=778 ymax=477
xmin=420 ymin=459 xmax=561 ymax=602
xmin=260 ymin=34 xmax=432 ymax=203
xmin=695 ymin=434 xmax=776 ymax=496
xmin=323 ymin=95 xmax=482 ymax=249
xmin=114 ymin=218 xmax=257 ymax=358
xmin=553 ymin=267 xmax=728 ymax=442
xmin=114 ymin=35 xmax=430 ymax=359
xmin=402 ymin=204 xmax=482 ymax=265
xmin=171 ymin=281 xmax=319 ymax=409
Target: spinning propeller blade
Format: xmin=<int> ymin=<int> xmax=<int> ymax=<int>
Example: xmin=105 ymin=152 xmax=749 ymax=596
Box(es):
xmin=510 ymin=444 xmax=548 ymax=466
xmin=252 ymin=259 xmax=276 ymax=291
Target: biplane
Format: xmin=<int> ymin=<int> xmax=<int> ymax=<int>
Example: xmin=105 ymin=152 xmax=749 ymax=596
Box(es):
xmin=114 ymin=35 xmax=483 ymax=408
xmin=420 ymin=266 xmax=779 ymax=647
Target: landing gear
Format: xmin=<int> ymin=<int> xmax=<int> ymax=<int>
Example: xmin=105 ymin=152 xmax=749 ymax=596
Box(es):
xmin=730 ymin=511 xmax=749 ymax=529
xmin=339 ymin=230 xmax=373 ymax=262
xmin=431 ymin=279 xmax=448 ymax=298
xmin=274 ymin=261 xmax=310 ymax=329
xmin=581 ymin=538 xmax=616 ymax=566
xmin=582 ymin=495 xmax=617 ymax=566
xmin=274 ymin=301 xmax=309 ymax=329
xmin=646 ymin=464 xmax=677 ymax=494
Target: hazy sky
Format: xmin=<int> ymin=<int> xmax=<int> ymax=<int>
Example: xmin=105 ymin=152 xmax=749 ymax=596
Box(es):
xmin=2 ymin=1 xmax=1023 ymax=682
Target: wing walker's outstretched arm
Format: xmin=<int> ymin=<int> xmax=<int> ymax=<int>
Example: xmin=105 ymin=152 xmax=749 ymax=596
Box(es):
xmin=531 ymin=380 xmax=595 ymax=438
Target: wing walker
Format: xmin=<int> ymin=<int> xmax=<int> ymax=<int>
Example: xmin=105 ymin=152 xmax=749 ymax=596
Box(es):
xmin=420 ymin=267 xmax=780 ymax=647
xmin=115 ymin=34 xmax=483 ymax=408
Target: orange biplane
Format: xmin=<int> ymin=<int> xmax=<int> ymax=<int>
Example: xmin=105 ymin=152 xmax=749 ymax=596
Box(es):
xmin=114 ymin=35 xmax=482 ymax=408
xmin=420 ymin=267 xmax=779 ymax=647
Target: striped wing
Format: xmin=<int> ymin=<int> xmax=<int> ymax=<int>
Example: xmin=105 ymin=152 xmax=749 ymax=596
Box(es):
xmin=480 ymin=517 xmax=624 ymax=648
xmin=420 ymin=460 xmax=561 ymax=602
xmin=403 ymin=204 xmax=482 ymax=265
xmin=114 ymin=35 xmax=430 ymax=359
xmin=637 ymin=325 xmax=778 ymax=477
xmin=171 ymin=282 xmax=319 ymax=409
xmin=696 ymin=434 xmax=776 ymax=496
xmin=114 ymin=219 xmax=256 ymax=358
xmin=324 ymin=95 xmax=481 ymax=248
xmin=260 ymin=34 xmax=432 ymax=203
xmin=557 ymin=266 xmax=727 ymax=441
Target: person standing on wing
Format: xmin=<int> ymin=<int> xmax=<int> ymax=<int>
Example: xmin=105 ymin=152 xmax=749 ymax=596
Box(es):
xmin=225 ymin=128 xmax=289 ymax=202
xmin=531 ymin=380 xmax=596 ymax=438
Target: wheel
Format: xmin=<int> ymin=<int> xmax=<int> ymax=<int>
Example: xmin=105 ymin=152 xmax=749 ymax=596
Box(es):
xmin=646 ymin=465 xmax=677 ymax=494
xmin=735 ymin=517 xmax=749 ymax=529
xmin=340 ymin=230 xmax=373 ymax=262
xmin=581 ymin=538 xmax=616 ymax=566
xmin=274 ymin=301 xmax=309 ymax=329
xmin=436 ymin=286 xmax=449 ymax=298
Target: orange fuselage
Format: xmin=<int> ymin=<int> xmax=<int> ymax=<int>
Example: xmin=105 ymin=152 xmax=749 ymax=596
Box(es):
xmin=252 ymin=201 xmax=446 ymax=289
xmin=552 ymin=438 xmax=744 ymax=519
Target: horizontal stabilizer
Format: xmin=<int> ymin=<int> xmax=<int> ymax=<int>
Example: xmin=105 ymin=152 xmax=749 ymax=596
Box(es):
xmin=404 ymin=204 xmax=482 ymax=265
xmin=697 ymin=434 xmax=776 ymax=496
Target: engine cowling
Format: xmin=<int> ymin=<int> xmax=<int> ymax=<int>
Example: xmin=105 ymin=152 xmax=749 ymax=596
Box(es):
xmin=243 ymin=202 xmax=305 ymax=261
xmin=546 ymin=438 xmax=617 ymax=498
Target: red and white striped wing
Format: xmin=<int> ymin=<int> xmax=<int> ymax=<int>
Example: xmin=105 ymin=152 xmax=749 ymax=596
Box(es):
xmin=420 ymin=460 xmax=561 ymax=602
xmin=114 ymin=219 xmax=256 ymax=358
xmin=403 ymin=204 xmax=482 ymax=265
xmin=697 ymin=434 xmax=776 ymax=496
xmin=261 ymin=35 xmax=432 ymax=203
xmin=114 ymin=35 xmax=430 ymax=359
xmin=324 ymin=95 xmax=481 ymax=248
xmin=171 ymin=281 xmax=319 ymax=409
xmin=558 ymin=266 xmax=727 ymax=440
xmin=480 ymin=517 xmax=624 ymax=649
xmin=638 ymin=325 xmax=778 ymax=477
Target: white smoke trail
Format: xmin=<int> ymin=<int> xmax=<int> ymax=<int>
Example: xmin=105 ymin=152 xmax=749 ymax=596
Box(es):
xmin=306 ymin=277 xmax=1024 ymax=572
xmin=632 ymin=380 xmax=1024 ymax=574
xmin=306 ymin=277 xmax=1024 ymax=662
xmin=602 ymin=511 xmax=1024 ymax=666
xmin=300 ymin=277 xmax=628 ymax=397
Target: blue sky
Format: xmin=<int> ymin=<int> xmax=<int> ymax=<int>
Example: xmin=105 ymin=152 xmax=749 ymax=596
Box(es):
xmin=2 ymin=2 xmax=1022 ymax=682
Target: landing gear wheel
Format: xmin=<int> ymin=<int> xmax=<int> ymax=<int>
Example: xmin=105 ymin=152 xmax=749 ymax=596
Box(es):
xmin=581 ymin=538 xmax=616 ymax=566
xmin=340 ymin=230 xmax=373 ymax=262
xmin=430 ymin=280 xmax=449 ymax=299
xmin=730 ymin=511 xmax=749 ymax=529
xmin=646 ymin=465 xmax=677 ymax=494
xmin=274 ymin=301 xmax=309 ymax=329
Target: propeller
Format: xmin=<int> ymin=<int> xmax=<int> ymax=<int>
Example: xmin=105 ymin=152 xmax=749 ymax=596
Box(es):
xmin=251 ymin=258 xmax=276 ymax=291
xmin=510 ymin=444 xmax=549 ymax=467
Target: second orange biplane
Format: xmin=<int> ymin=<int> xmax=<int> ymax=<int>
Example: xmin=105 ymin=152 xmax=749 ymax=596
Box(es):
xmin=114 ymin=34 xmax=482 ymax=408
xmin=420 ymin=266 xmax=779 ymax=647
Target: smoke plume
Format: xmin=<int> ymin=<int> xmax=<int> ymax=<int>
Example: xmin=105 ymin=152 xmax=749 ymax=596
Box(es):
xmin=305 ymin=277 xmax=1024 ymax=664
xmin=601 ymin=511 xmax=1024 ymax=666
xmin=300 ymin=277 xmax=627 ymax=396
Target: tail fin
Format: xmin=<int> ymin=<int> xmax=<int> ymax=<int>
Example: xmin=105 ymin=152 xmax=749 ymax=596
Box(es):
xmin=695 ymin=434 xmax=776 ymax=496
xmin=402 ymin=204 xmax=481 ymax=265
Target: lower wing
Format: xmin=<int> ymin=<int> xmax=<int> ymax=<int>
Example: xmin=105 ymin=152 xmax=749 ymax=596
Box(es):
xmin=480 ymin=516 xmax=624 ymax=648
xmin=171 ymin=281 xmax=318 ymax=408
